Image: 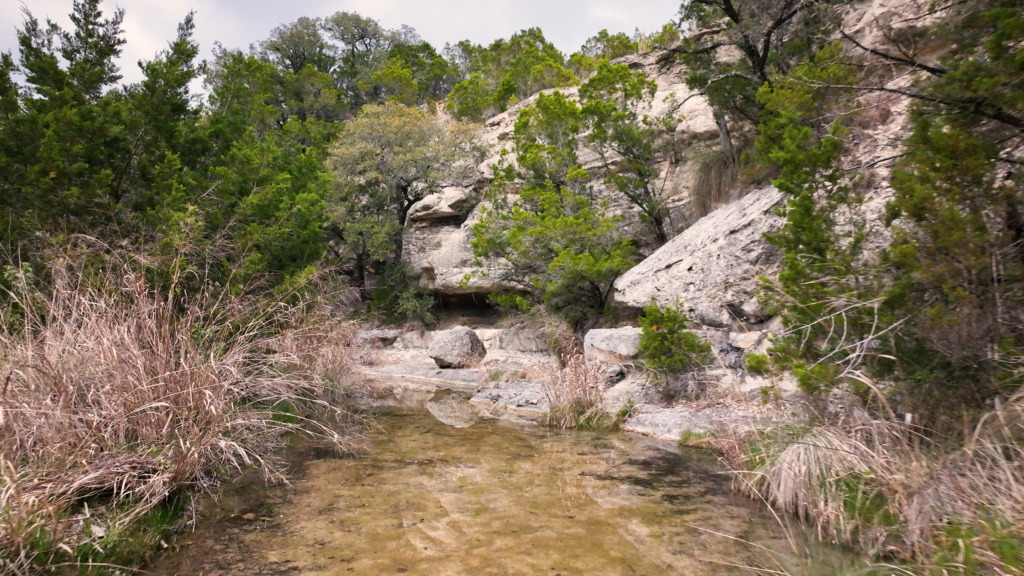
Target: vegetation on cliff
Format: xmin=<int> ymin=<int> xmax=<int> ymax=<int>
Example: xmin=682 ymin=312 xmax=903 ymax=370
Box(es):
xmin=2 ymin=0 xmax=1024 ymax=572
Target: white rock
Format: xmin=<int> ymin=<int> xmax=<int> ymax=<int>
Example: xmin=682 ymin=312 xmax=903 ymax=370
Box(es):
xmin=427 ymin=326 xmax=487 ymax=369
xmin=613 ymin=185 xmax=786 ymax=327
xmin=407 ymin=187 xmax=477 ymax=221
xmin=473 ymin=329 xmax=550 ymax=353
xmin=353 ymin=329 xmax=402 ymax=347
xmin=584 ymin=328 xmax=643 ymax=364
xmin=728 ymin=331 xmax=765 ymax=350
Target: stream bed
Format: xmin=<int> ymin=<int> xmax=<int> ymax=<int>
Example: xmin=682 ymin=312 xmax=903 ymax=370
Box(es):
xmin=149 ymin=392 xmax=860 ymax=576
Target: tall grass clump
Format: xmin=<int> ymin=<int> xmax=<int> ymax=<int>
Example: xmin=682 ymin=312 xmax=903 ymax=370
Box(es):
xmin=691 ymin=147 xmax=740 ymax=219
xmin=735 ymin=392 xmax=1024 ymax=575
xmin=0 ymin=253 xmax=360 ymax=573
xmin=540 ymin=354 xmax=612 ymax=430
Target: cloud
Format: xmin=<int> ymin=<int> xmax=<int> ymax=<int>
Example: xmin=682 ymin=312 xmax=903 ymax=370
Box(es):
xmin=1 ymin=0 xmax=679 ymax=85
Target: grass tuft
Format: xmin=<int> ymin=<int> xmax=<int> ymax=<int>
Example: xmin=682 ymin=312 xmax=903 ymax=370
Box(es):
xmin=0 ymin=254 xmax=361 ymax=572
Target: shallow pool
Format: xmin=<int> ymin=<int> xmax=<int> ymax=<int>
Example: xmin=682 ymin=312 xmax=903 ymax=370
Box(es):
xmin=149 ymin=393 xmax=858 ymax=576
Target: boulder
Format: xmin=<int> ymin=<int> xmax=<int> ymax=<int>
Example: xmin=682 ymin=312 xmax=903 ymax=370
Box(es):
xmin=353 ymin=329 xmax=402 ymax=347
xmin=407 ymin=187 xmax=477 ymax=222
xmin=583 ymin=328 xmax=643 ymax=364
xmin=425 ymin=392 xmax=478 ymax=428
xmin=612 ymin=185 xmax=786 ymax=327
xmin=427 ymin=326 xmax=487 ymax=368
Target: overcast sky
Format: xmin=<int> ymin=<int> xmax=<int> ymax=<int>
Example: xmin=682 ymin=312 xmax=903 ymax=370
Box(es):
xmin=2 ymin=0 xmax=680 ymax=85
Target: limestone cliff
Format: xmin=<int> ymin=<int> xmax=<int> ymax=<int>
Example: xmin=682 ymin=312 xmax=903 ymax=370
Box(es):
xmin=403 ymin=0 xmax=925 ymax=319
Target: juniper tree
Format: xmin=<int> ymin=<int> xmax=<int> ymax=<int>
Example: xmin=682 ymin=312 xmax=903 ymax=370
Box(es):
xmin=470 ymin=91 xmax=637 ymax=324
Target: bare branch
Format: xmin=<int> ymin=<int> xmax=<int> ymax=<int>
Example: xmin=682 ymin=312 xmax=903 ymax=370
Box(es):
xmin=664 ymin=42 xmax=729 ymax=57
xmin=840 ymin=30 xmax=947 ymax=77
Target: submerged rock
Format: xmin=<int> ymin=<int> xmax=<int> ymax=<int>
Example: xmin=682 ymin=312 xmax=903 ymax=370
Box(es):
xmin=427 ymin=326 xmax=487 ymax=368
xmin=425 ymin=392 xmax=478 ymax=428
xmin=470 ymin=379 xmax=548 ymax=417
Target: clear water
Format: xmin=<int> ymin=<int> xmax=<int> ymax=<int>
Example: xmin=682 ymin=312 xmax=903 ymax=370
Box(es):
xmin=149 ymin=393 xmax=859 ymax=576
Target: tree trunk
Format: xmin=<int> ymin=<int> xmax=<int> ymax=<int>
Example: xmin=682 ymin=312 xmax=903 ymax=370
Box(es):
xmin=652 ymin=213 xmax=669 ymax=246
xmin=393 ymin=198 xmax=416 ymax=267
xmin=718 ymin=117 xmax=734 ymax=153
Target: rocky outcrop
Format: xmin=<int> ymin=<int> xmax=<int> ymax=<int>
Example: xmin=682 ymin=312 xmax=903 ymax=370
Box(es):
xmin=404 ymin=204 xmax=511 ymax=294
xmin=427 ymin=326 xmax=487 ymax=368
xmin=474 ymin=329 xmax=550 ymax=353
xmin=612 ymin=185 xmax=786 ymax=327
xmin=407 ymin=187 xmax=478 ymax=222
xmin=404 ymin=50 xmax=721 ymax=296
xmin=583 ymin=328 xmax=643 ymax=364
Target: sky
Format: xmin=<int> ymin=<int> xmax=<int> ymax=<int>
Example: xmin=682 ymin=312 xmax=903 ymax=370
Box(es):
xmin=1 ymin=0 xmax=680 ymax=85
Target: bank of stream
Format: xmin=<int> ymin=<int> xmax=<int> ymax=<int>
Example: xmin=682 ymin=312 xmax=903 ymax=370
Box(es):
xmin=148 ymin=391 xmax=861 ymax=576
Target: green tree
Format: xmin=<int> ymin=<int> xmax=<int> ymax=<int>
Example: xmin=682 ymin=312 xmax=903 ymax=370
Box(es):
xmin=637 ymin=302 xmax=711 ymax=378
xmin=470 ymin=91 xmax=637 ymax=323
xmin=567 ymin=29 xmax=637 ymax=78
xmin=371 ymin=58 xmax=418 ymax=105
xmin=328 ymin=102 xmax=483 ymax=290
xmin=0 ymin=1 xmax=333 ymax=293
xmin=260 ymin=16 xmax=336 ymax=74
xmin=444 ymin=28 xmax=579 ymax=121
xmin=671 ymin=0 xmax=838 ymax=145
xmin=758 ymin=0 xmax=1024 ymax=417
xmin=580 ymin=61 xmax=676 ymax=245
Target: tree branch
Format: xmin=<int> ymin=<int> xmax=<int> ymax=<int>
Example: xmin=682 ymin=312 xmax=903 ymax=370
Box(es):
xmin=664 ymin=42 xmax=728 ymax=57
xmin=840 ymin=30 xmax=947 ymax=77
xmin=800 ymin=81 xmax=1024 ymax=130
xmin=760 ymin=1 xmax=812 ymax=71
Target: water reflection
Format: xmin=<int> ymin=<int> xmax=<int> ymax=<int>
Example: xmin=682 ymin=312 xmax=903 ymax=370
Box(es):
xmin=149 ymin=394 xmax=858 ymax=576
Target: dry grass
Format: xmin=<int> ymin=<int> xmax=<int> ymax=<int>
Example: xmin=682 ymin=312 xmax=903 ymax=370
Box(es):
xmin=0 ymin=258 xmax=361 ymax=573
xmin=691 ymin=147 xmax=740 ymax=219
xmin=733 ymin=393 xmax=1024 ymax=574
xmin=537 ymin=341 xmax=615 ymax=430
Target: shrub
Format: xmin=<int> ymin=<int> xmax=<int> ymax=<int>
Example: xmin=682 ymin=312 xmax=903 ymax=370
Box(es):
xmin=637 ymin=302 xmax=711 ymax=378
xmin=368 ymin=262 xmax=436 ymax=325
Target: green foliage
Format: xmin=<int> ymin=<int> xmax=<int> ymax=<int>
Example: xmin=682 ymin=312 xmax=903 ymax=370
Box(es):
xmin=368 ymin=262 xmax=436 ymax=325
xmin=443 ymin=29 xmax=579 ymax=121
xmin=580 ymin=61 xmax=676 ymax=245
xmin=567 ymin=29 xmax=637 ymax=79
xmin=674 ymin=0 xmax=839 ymax=140
xmin=744 ymin=353 xmax=770 ymax=376
xmin=934 ymin=518 xmax=1024 ymax=575
xmin=637 ymin=302 xmax=711 ymax=377
xmin=328 ymin=100 xmax=483 ymax=314
xmin=753 ymin=43 xmax=874 ymax=396
xmin=756 ymin=0 xmax=1024 ymax=420
xmin=470 ymin=91 xmax=637 ymax=325
xmin=446 ymin=73 xmax=496 ymax=122
xmin=0 ymin=2 xmax=331 ymax=293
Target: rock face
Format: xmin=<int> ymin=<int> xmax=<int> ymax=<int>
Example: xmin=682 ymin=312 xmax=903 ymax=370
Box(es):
xmin=404 ymin=50 xmax=721 ymax=296
xmin=584 ymin=328 xmax=643 ymax=364
xmin=407 ymin=187 xmax=477 ymax=222
xmin=474 ymin=329 xmax=550 ymax=353
xmin=427 ymin=326 xmax=487 ymax=368
xmin=404 ymin=204 xmax=509 ymax=294
xmin=613 ymin=186 xmax=786 ymax=327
